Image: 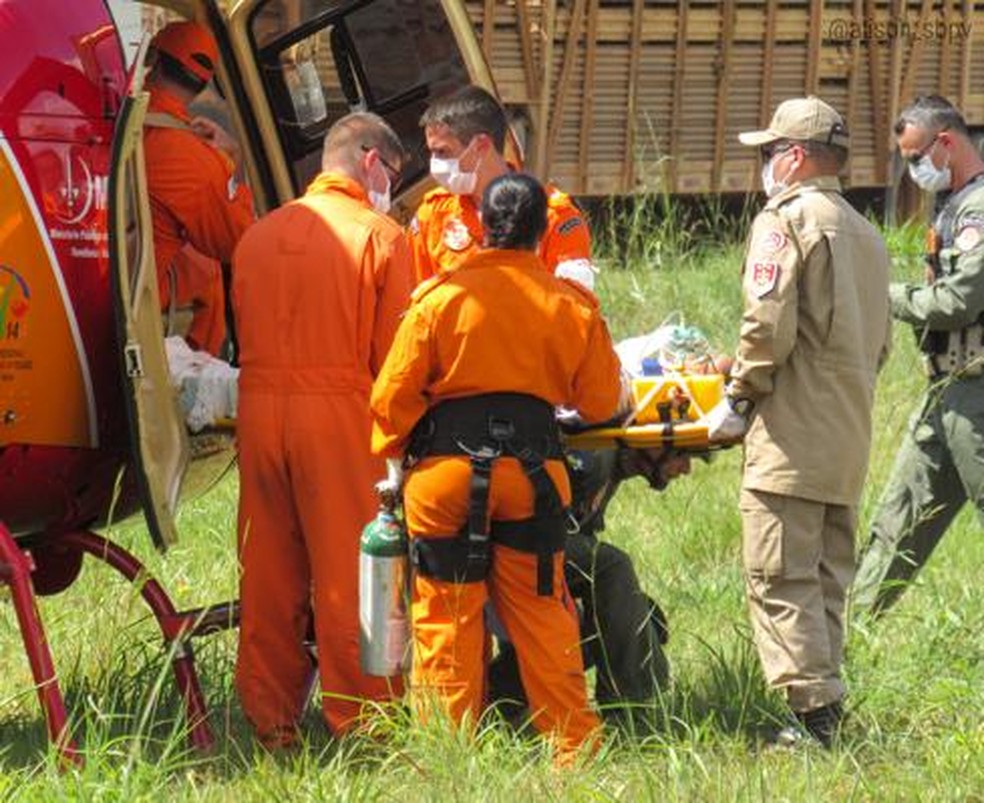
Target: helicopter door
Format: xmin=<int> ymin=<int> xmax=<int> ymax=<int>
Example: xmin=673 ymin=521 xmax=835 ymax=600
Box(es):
xmin=223 ymin=0 xmax=497 ymax=212
xmin=107 ymin=51 xmax=190 ymax=551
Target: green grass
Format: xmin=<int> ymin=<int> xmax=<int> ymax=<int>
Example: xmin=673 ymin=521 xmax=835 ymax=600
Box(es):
xmin=2 ymin=207 xmax=983 ymax=799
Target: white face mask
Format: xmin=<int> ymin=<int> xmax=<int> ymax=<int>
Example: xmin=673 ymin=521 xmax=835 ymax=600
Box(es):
xmin=367 ymin=161 xmax=391 ymax=214
xmin=908 ymin=153 xmax=952 ymax=192
xmin=430 ymin=141 xmax=479 ymax=195
xmin=761 ymin=150 xmax=797 ymax=198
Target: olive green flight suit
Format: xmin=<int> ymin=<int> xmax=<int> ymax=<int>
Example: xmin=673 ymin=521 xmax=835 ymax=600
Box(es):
xmin=854 ymin=176 xmax=984 ymax=615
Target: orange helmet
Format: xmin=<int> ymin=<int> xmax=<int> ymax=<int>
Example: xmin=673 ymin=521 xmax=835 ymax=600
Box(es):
xmin=150 ymin=21 xmax=218 ymax=84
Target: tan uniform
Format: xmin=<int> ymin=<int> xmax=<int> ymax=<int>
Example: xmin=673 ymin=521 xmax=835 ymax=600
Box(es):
xmin=731 ymin=176 xmax=891 ymax=712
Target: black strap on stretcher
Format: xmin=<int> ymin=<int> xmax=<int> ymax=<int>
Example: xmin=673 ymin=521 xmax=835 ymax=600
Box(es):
xmin=408 ymin=393 xmax=566 ymax=595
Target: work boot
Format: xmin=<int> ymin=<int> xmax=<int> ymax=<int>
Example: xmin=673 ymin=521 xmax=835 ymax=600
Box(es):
xmin=771 ymin=701 xmax=844 ymax=750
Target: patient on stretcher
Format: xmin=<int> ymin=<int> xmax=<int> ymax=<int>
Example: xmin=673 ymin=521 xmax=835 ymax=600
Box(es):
xmin=165 ymin=336 xmax=239 ymax=431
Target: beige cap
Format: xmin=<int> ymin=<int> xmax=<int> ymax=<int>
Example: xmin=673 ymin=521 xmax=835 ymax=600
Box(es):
xmin=739 ymin=96 xmax=849 ymax=148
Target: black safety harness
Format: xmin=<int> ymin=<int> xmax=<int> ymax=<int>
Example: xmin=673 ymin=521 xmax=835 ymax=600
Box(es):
xmin=407 ymin=393 xmax=568 ymax=596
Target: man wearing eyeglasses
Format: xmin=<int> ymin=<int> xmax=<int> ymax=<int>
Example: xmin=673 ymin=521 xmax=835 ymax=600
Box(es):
xmin=232 ymin=112 xmax=412 ymax=749
xmin=706 ymin=96 xmax=892 ymax=748
xmin=854 ymin=95 xmax=984 ymax=617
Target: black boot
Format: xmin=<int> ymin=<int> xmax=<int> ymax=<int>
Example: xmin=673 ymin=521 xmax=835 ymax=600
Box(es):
xmin=772 ymin=701 xmax=844 ymax=749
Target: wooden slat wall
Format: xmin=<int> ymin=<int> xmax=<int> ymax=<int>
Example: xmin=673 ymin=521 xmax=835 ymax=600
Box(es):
xmin=466 ymin=0 xmax=984 ymax=196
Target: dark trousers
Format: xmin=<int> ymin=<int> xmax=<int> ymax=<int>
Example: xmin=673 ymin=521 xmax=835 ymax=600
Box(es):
xmin=488 ymin=530 xmax=668 ymax=720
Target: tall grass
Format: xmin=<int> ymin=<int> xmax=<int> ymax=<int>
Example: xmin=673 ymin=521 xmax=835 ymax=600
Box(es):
xmin=1 ymin=201 xmax=982 ymax=798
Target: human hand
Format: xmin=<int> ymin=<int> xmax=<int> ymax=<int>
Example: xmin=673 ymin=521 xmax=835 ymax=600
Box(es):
xmin=705 ymin=397 xmax=751 ymax=441
xmin=375 ymin=457 xmax=404 ymax=496
xmin=190 ymin=116 xmax=240 ymax=165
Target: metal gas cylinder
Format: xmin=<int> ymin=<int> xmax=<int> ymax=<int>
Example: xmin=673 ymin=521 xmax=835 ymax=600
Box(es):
xmin=358 ymin=488 xmax=410 ymax=676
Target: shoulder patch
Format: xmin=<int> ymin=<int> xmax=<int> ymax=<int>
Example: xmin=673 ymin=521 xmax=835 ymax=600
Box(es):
xmin=755 ymin=229 xmax=788 ymax=254
xmin=955 ymin=224 xmax=983 ymax=253
xmin=557 ymin=216 xmax=584 ymax=236
xmin=227 ymin=174 xmax=239 ymax=201
xmin=408 ymin=215 xmax=420 ymax=236
xmin=442 ymin=217 xmax=473 ymax=252
xmin=749 ymin=261 xmax=780 ymax=297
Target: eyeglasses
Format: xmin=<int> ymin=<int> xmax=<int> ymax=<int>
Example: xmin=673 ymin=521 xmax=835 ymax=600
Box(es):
xmin=760 ymin=141 xmax=795 ymax=161
xmin=905 ymin=133 xmax=941 ymax=166
xmin=361 ymin=144 xmax=402 ymax=185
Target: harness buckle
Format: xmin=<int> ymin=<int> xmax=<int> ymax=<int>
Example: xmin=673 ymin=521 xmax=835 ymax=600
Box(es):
xmin=455 ymin=440 xmax=501 ymax=460
xmin=488 ymin=416 xmax=515 ymax=442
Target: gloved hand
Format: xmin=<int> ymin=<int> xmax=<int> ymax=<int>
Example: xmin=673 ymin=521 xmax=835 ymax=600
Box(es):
xmin=555 ymin=258 xmax=598 ymax=291
xmin=705 ymin=396 xmax=752 ymax=441
xmin=375 ymin=458 xmax=405 ymax=497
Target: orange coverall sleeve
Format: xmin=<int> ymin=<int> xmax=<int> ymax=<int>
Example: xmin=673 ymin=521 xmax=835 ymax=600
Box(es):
xmin=542 ymin=196 xmax=592 ymax=271
xmin=151 ymin=137 xmax=254 ymax=264
xmin=370 ymin=303 xmax=435 ymax=457
xmin=569 ymin=304 xmax=623 ymax=423
xmin=409 ymin=205 xmax=438 ymax=286
xmin=369 ymin=227 xmax=415 ymax=376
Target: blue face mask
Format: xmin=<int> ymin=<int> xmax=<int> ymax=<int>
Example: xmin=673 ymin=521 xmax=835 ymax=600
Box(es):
xmin=908 ymin=152 xmax=952 ymax=192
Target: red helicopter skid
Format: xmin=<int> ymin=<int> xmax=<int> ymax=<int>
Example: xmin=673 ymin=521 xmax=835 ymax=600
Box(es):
xmin=58 ymin=531 xmax=240 ymax=754
xmin=0 ymin=521 xmax=81 ymax=767
xmin=4 ymin=524 xmax=241 ymax=763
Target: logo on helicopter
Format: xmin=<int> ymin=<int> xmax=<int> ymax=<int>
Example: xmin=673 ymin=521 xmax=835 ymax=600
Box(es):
xmin=0 ymin=265 xmax=31 ymax=341
xmin=37 ymin=148 xmax=107 ymax=226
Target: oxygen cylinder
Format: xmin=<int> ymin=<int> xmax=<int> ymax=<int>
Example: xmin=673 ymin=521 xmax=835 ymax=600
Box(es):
xmin=359 ymin=494 xmax=410 ymax=676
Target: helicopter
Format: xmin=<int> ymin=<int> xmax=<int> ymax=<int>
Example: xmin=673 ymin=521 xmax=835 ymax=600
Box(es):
xmin=0 ymin=0 xmax=499 ymax=764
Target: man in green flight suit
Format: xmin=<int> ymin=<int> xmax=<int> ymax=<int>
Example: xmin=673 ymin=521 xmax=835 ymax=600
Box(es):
xmin=854 ymin=95 xmax=984 ymax=615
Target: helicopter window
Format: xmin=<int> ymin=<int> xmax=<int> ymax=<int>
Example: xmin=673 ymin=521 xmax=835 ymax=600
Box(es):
xmin=249 ymin=0 xmax=469 ymax=193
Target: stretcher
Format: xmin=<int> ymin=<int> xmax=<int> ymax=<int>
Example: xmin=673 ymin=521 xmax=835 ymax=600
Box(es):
xmin=563 ymin=419 xmax=739 ymax=452
xmin=563 ymin=372 xmax=742 ymax=453
xmin=168 ymin=343 xmax=741 ymax=453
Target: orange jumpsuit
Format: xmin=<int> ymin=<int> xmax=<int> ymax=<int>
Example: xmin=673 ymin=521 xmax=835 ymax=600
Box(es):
xmin=144 ymin=86 xmax=254 ymax=354
xmin=167 ymin=245 xmax=226 ymax=355
xmin=233 ymin=172 xmax=413 ymax=744
xmin=409 ymin=184 xmax=591 ymax=285
xmin=370 ymin=248 xmax=622 ymax=757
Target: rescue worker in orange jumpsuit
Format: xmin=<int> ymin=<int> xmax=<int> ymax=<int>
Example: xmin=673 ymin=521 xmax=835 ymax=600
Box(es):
xmin=233 ymin=112 xmax=412 ymax=748
xmin=411 ymin=86 xmax=596 ymax=290
xmin=144 ymin=21 xmax=254 ymax=355
xmin=371 ymin=173 xmax=624 ymax=759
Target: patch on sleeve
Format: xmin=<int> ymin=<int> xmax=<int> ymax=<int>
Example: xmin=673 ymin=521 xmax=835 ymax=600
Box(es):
xmin=227 ymin=175 xmax=238 ymax=201
xmin=955 ymin=223 xmax=983 ymax=253
xmin=750 ymin=262 xmax=780 ymax=297
xmin=408 ymin=215 xmax=420 ymax=235
xmin=756 ymin=229 xmax=788 ymax=254
xmin=442 ymin=217 xmax=473 ymax=252
xmin=557 ymin=216 xmax=583 ymax=236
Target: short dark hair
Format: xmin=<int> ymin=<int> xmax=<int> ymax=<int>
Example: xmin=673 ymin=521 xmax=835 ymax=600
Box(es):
xmin=481 ymin=173 xmax=547 ymax=250
xmin=802 ymin=140 xmax=849 ymax=171
xmin=156 ymin=51 xmax=208 ymax=95
xmin=895 ymin=94 xmax=969 ymax=138
xmin=322 ymin=111 xmax=405 ymax=173
xmin=420 ymin=85 xmax=507 ymax=152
